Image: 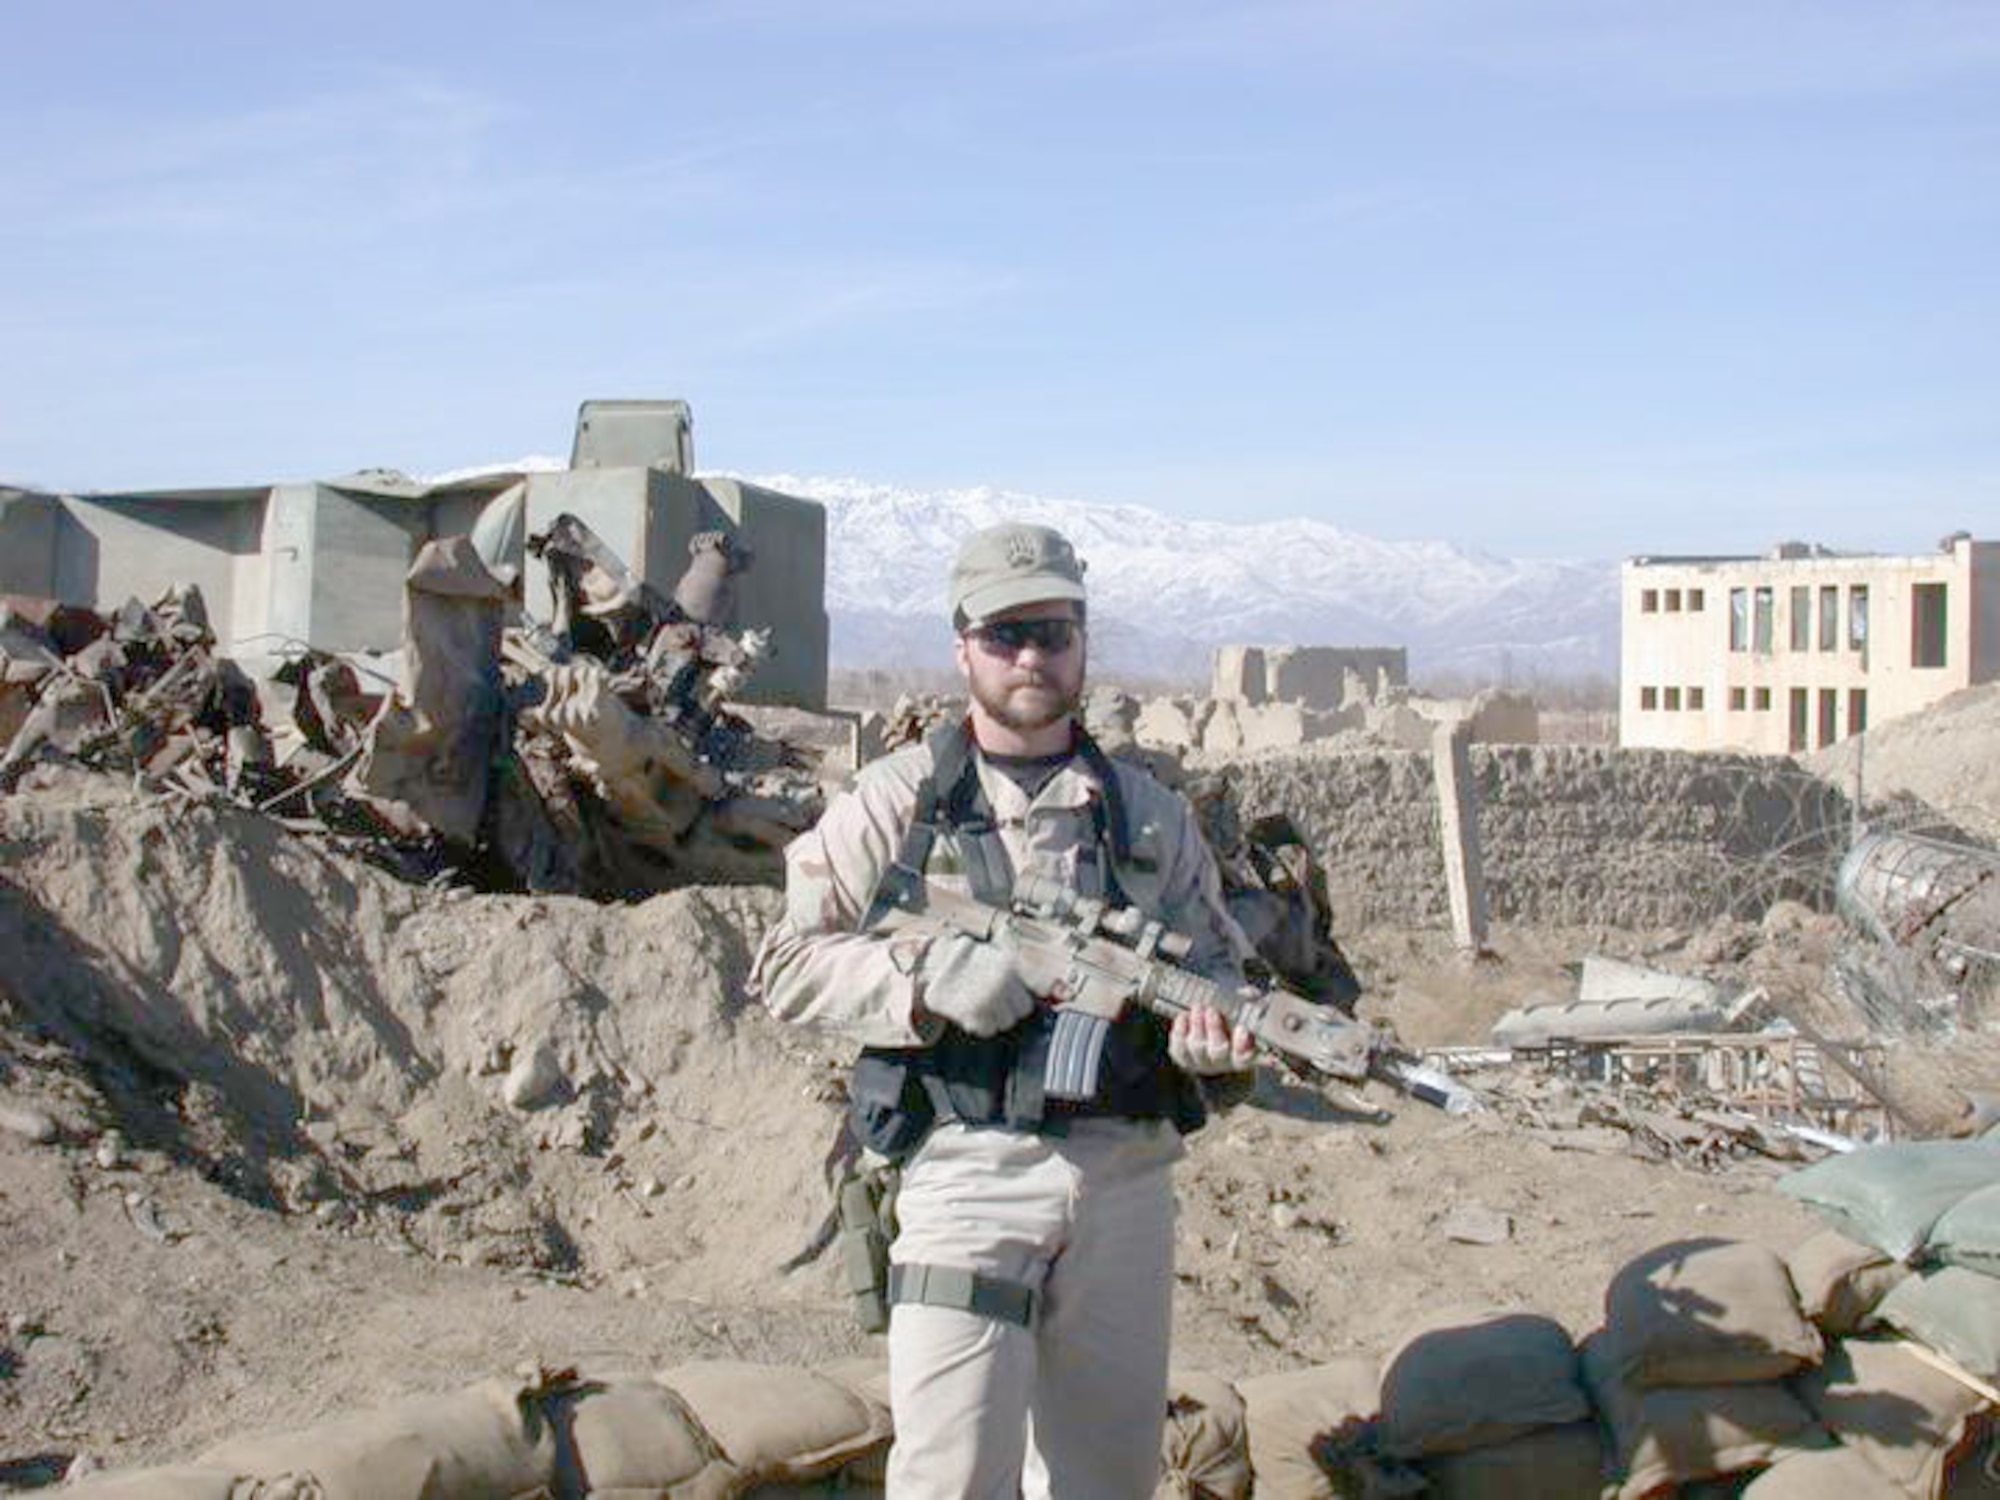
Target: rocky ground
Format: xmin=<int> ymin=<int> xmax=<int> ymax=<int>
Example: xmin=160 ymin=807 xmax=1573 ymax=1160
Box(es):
xmin=2 ymin=696 xmax=1998 ymax=1487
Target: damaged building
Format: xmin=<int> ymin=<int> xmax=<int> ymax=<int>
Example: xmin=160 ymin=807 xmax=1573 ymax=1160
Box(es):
xmin=0 ymin=402 xmax=837 ymax=898
xmin=1620 ymin=533 xmax=2000 ymax=756
xmin=0 ymin=400 xmax=829 ymax=710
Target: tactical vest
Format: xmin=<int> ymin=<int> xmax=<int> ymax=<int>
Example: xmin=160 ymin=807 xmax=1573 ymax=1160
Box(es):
xmin=848 ymin=720 xmax=1210 ymax=1161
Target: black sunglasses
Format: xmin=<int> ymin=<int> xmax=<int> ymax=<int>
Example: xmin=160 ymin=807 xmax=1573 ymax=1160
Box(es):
xmin=968 ymin=618 xmax=1080 ymax=656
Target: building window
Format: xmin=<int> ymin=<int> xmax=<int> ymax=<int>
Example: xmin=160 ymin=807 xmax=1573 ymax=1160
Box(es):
xmin=1729 ymin=588 xmax=1749 ymax=651
xmin=1912 ymin=582 xmax=1948 ymax=668
xmin=1848 ymin=689 xmax=1868 ymax=737
xmin=1753 ymin=586 xmax=1775 ymax=654
xmin=1688 ymin=588 xmax=1705 ymax=611
xmin=1819 ymin=585 xmax=1838 ymax=650
xmin=1664 ymin=687 xmax=1682 ymax=710
xmin=1789 ymin=586 xmax=1810 ymax=651
xmin=1729 ymin=687 xmax=1747 ymax=711
xmin=1818 ymin=688 xmax=1838 ymax=749
xmin=1665 ymin=589 xmax=1682 ymax=612
xmin=1641 ymin=589 xmax=1659 ymax=613
xmin=1688 ymin=686 xmax=1705 ymax=710
xmin=1640 ymin=686 xmax=1658 ymax=710
xmin=1754 ymin=687 xmax=1772 ymax=711
xmin=1849 ymin=585 xmax=1869 ymax=653
xmin=1788 ymin=688 xmax=1809 ymax=753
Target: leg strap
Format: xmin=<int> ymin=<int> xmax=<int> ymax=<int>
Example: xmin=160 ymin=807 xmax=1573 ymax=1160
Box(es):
xmin=888 ymin=1262 xmax=1036 ymax=1328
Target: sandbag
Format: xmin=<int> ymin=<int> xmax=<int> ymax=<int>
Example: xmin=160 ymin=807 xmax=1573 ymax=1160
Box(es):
xmin=1873 ymin=1268 xmax=2000 ymax=1385
xmin=1778 ymin=1140 xmax=2000 ymax=1262
xmin=660 ymin=1361 xmax=892 ymax=1490
xmin=62 ymin=1470 xmax=264 ymax=1499
xmin=1157 ymin=1367 xmax=1251 ymax=1500
xmin=1237 ymin=1356 xmax=1379 ymax=1500
xmin=1737 ymin=1445 xmax=1908 ymax=1498
xmin=1786 ymin=1228 xmax=1911 ymax=1337
xmin=567 ymin=1376 xmax=737 ymax=1498
xmin=198 ymin=1374 xmax=562 ymax=1500
xmin=1795 ymin=1335 xmax=1995 ymax=1499
xmin=1377 ymin=1309 xmax=1589 ymax=1458
xmin=1930 ymin=1183 xmax=2000 ymax=1277
xmin=1581 ymin=1334 xmax=1830 ymax=1499
xmin=1413 ymin=1419 xmax=1608 ymax=1500
xmin=1601 ymin=1238 xmax=1822 ymax=1388
xmin=811 ymin=1357 xmax=893 ymax=1489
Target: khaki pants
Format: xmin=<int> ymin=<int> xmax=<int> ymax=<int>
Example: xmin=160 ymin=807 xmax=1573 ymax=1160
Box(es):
xmin=885 ymin=1117 xmax=1183 ymax=1500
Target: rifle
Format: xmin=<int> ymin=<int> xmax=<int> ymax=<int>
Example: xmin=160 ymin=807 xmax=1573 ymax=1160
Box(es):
xmin=867 ymin=873 xmax=1476 ymax=1113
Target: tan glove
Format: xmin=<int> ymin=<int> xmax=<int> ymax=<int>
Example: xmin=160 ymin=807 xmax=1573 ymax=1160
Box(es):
xmin=917 ymin=932 xmax=1037 ymax=1038
xmin=1168 ymin=1004 xmax=1256 ymax=1076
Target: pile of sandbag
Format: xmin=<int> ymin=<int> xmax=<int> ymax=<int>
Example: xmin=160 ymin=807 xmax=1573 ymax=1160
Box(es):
xmin=1229 ymin=1232 xmax=1998 ymax=1497
xmin=1765 ymin=1137 xmax=2000 ymax=1496
xmin=1584 ymin=1237 xmax=1834 ymax=1497
xmin=64 ymin=1357 xmax=895 ymax=1499
xmin=62 ymin=1177 xmax=2000 ymax=1499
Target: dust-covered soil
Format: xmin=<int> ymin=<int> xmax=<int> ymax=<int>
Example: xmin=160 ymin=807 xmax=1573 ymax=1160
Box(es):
xmin=0 ymin=765 xmax=1993 ymax=1484
xmin=1811 ymin=681 xmax=2000 ymax=845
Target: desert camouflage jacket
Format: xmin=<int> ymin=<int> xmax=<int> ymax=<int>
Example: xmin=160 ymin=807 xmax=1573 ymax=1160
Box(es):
xmin=750 ymin=734 xmax=1252 ymax=1048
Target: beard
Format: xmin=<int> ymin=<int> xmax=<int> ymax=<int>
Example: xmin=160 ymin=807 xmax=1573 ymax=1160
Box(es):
xmin=968 ymin=666 xmax=1083 ymax=733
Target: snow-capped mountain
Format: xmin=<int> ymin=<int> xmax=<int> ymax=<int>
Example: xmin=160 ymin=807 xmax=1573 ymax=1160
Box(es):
xmin=752 ymin=475 xmax=1619 ymax=684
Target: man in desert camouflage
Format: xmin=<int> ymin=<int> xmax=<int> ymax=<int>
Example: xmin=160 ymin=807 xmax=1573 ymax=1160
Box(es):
xmin=751 ymin=521 xmax=1255 ymax=1499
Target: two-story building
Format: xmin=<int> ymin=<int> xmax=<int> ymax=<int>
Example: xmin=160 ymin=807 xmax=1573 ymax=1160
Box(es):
xmin=1620 ymin=535 xmax=1999 ymax=754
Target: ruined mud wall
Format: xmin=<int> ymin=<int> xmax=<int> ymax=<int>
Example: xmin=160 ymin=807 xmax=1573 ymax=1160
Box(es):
xmin=1222 ymin=746 xmax=1851 ymax=930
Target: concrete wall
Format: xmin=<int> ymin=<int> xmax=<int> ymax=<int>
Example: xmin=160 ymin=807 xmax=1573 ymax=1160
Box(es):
xmin=55 ymin=491 xmax=268 ymax=643
xmin=517 ymin=467 xmax=829 ymax=710
xmin=311 ymin=488 xmax=425 ymax=652
xmin=1226 ymin=745 xmax=1849 ymax=931
xmin=680 ymin=475 xmax=828 ymax=711
xmin=0 ymin=491 xmax=60 ymax=597
xmin=1621 ymin=537 xmax=2000 ymax=755
xmin=15 ymin=440 xmax=830 ymax=710
xmin=522 ymin=468 xmax=652 ymax=621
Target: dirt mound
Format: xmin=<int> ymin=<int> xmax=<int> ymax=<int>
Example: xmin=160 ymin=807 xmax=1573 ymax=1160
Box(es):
xmin=1811 ymin=682 xmax=2000 ymax=844
xmin=0 ymin=771 xmax=846 ymax=1292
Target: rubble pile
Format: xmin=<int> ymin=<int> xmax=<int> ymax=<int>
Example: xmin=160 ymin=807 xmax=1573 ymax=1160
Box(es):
xmin=1464 ymin=1067 xmax=1844 ymax=1172
xmin=0 ymin=514 xmax=825 ymax=899
xmin=1418 ymin=952 xmax=1906 ymax=1168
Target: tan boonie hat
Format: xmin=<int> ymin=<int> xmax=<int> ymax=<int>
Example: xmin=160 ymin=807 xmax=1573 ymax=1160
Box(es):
xmin=948 ymin=522 xmax=1087 ymax=627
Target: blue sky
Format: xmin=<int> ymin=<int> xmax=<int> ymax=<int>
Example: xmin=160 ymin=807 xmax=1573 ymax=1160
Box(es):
xmin=3 ymin=1 xmax=1994 ymax=558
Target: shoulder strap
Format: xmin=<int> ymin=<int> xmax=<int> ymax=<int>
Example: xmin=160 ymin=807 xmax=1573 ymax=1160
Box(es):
xmin=862 ymin=719 xmax=1136 ymax=927
xmin=1071 ymin=727 xmax=1133 ymax=870
xmin=920 ymin=718 xmax=986 ymax=830
xmin=858 ymin=719 xmax=984 ymax=928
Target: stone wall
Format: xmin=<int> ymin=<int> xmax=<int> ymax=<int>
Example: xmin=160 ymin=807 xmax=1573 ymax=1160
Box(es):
xmin=1221 ymin=745 xmax=1850 ymax=931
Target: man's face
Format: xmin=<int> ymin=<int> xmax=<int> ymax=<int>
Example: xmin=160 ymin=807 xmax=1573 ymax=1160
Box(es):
xmin=954 ymin=601 xmax=1087 ymax=736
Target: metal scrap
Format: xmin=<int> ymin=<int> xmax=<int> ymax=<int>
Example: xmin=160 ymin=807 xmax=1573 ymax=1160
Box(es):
xmin=1832 ymin=830 xmax=2000 ymax=1034
xmin=0 ymin=514 xmax=823 ymax=899
xmin=1426 ymin=1025 xmax=1890 ymax=1169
